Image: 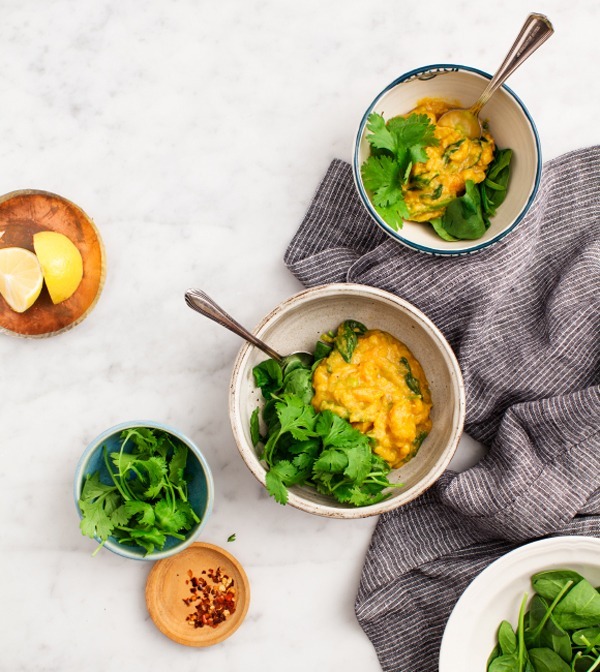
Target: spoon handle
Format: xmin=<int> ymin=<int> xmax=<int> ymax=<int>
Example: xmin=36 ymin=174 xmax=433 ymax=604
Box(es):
xmin=472 ymin=13 xmax=554 ymax=115
xmin=185 ymin=288 xmax=284 ymax=362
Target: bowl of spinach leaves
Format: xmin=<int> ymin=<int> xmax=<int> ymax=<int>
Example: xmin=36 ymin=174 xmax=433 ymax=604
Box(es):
xmin=229 ymin=283 xmax=465 ymax=518
xmin=439 ymin=536 xmax=600 ymax=671
xmin=74 ymin=420 xmax=214 ymax=560
xmin=352 ymin=64 xmax=541 ymax=256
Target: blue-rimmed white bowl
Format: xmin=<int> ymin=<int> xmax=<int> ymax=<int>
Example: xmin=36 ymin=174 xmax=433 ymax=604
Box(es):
xmin=352 ymin=64 xmax=542 ymax=256
xmin=74 ymin=420 xmax=214 ymax=561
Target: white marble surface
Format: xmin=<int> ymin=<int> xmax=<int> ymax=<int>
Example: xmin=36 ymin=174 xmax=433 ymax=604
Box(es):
xmin=0 ymin=2 xmax=597 ymax=670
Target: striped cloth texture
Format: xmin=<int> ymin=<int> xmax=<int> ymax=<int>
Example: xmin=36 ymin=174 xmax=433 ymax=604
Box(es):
xmin=284 ymin=146 xmax=600 ymax=672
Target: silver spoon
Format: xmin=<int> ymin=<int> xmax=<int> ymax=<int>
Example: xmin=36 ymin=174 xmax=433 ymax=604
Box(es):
xmin=185 ymin=288 xmax=312 ymax=364
xmin=437 ymin=13 xmax=554 ymax=138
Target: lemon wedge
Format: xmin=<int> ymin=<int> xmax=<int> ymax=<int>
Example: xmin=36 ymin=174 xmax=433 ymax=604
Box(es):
xmin=0 ymin=247 xmax=44 ymax=313
xmin=33 ymin=231 xmax=83 ymax=304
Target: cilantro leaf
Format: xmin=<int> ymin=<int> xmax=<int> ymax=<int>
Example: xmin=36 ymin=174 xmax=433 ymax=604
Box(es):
xmin=276 ymin=394 xmax=317 ymax=441
xmin=316 ymin=410 xmax=359 ymax=448
xmin=123 ymin=499 xmax=155 ymax=526
xmin=80 ymin=472 xmax=116 ymax=501
xmin=386 ymin=114 xmax=438 ymax=158
xmin=128 ymin=527 xmax=166 ymax=554
xmin=265 ymin=467 xmax=289 ymax=505
xmin=360 ymin=155 xmax=403 ymax=208
xmin=173 ymin=500 xmax=199 ymax=528
xmin=364 ymin=112 xmax=397 ymax=153
xmin=109 ymin=504 xmax=133 ymax=527
xmin=168 ymin=442 xmax=188 ymax=487
xmin=154 ymin=498 xmax=188 ymax=534
xmin=343 ymin=440 xmax=372 ymax=485
xmin=313 ymin=448 xmax=348 ymax=474
xmin=79 ymin=498 xmax=115 ymax=541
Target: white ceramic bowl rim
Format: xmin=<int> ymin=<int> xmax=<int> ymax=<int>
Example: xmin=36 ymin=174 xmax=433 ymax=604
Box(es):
xmin=229 ymin=283 xmax=466 ymax=518
xmin=352 ymin=63 xmax=542 ymax=256
xmin=74 ymin=419 xmax=215 ymax=561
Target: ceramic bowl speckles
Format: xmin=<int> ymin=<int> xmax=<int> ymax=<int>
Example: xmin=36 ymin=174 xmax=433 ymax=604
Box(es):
xmin=229 ymin=283 xmax=466 ymax=519
xmin=74 ymin=420 xmax=214 ymax=560
xmin=352 ymin=64 xmax=542 ymax=256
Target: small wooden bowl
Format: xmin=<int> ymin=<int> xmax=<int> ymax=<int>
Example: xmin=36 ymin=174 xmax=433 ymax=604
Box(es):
xmin=145 ymin=542 xmax=250 ymax=647
xmin=0 ymin=189 xmax=105 ymax=337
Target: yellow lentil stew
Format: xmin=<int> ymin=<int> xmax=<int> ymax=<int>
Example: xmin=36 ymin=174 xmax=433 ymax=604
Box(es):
xmin=403 ymin=98 xmax=495 ymax=222
xmin=312 ymin=328 xmax=432 ymax=468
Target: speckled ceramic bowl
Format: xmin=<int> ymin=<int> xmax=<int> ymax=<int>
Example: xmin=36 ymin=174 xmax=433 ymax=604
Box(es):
xmin=229 ymin=283 xmax=465 ymax=518
xmin=74 ymin=420 xmax=214 ymax=560
xmin=353 ymin=64 xmax=541 ymax=256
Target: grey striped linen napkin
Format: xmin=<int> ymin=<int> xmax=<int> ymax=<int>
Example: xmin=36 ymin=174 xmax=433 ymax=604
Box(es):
xmin=284 ymin=146 xmax=600 ymax=672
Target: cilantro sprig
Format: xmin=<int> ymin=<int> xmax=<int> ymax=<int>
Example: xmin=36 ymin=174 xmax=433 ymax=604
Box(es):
xmin=78 ymin=428 xmax=201 ymax=556
xmin=360 ymin=112 xmax=439 ymax=230
xmin=250 ymin=321 xmax=403 ymax=507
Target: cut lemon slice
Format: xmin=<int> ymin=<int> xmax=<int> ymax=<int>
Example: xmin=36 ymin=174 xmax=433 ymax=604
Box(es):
xmin=0 ymin=247 xmax=44 ymax=313
xmin=33 ymin=231 xmax=83 ymax=304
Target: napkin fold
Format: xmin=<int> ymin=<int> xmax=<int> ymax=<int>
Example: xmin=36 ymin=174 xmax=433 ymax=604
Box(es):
xmin=284 ymin=147 xmax=600 ymax=672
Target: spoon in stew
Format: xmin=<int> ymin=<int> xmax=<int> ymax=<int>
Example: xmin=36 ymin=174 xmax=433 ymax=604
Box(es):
xmin=185 ymin=288 xmax=312 ymax=365
xmin=437 ymin=13 xmax=554 ymax=138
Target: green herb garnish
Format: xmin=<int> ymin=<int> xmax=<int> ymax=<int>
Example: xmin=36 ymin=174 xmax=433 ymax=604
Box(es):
xmin=78 ymin=427 xmax=201 ymax=556
xmin=360 ymin=112 xmax=439 ymax=230
xmin=251 ymin=322 xmax=403 ymax=507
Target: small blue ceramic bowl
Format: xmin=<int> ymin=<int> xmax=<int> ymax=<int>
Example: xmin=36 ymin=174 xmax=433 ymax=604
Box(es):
xmin=353 ymin=64 xmax=542 ymax=256
xmin=74 ymin=420 xmax=214 ymax=561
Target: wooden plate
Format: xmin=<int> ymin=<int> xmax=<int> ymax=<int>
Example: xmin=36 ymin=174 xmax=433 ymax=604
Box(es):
xmin=0 ymin=189 xmax=105 ymax=337
xmin=145 ymin=542 xmax=250 ymax=647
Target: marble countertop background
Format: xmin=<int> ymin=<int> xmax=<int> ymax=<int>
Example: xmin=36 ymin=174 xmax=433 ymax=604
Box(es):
xmin=0 ymin=2 xmax=597 ymax=670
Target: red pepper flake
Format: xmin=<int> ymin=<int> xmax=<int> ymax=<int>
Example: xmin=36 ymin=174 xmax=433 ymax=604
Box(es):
xmin=183 ymin=566 xmax=237 ymax=629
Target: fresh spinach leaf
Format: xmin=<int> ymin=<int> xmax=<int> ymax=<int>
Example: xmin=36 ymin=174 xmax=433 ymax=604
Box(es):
xmin=430 ymin=216 xmax=460 ymax=241
xmin=334 ymin=320 xmax=367 ymax=363
xmin=572 ymin=627 xmax=600 ymax=650
xmin=250 ymin=407 xmax=261 ymax=447
xmin=488 ymin=654 xmax=519 ymax=672
xmin=480 ymin=148 xmax=513 ymax=218
xmin=313 ymin=339 xmax=333 ymax=361
xmin=252 ymin=359 xmax=283 ymax=399
xmin=440 ymin=180 xmax=487 ymax=240
xmin=282 ymin=352 xmax=312 ymax=375
xmin=528 ymin=647 xmax=571 ymax=672
xmin=553 ymin=580 xmax=600 ymax=630
xmin=499 ymin=620 xmax=518 ymax=655
xmin=487 ymin=644 xmax=501 ymax=669
xmin=400 ymin=356 xmax=422 ymax=396
xmin=532 ymin=571 xmax=586 ymax=602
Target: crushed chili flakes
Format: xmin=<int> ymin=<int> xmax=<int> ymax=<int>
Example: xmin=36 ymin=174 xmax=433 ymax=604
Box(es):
xmin=183 ymin=566 xmax=237 ymax=629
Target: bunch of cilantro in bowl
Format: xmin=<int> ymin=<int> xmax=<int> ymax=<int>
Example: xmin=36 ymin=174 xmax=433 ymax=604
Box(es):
xmin=75 ymin=423 xmax=213 ymax=559
xmin=249 ymin=321 xmax=403 ymax=507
